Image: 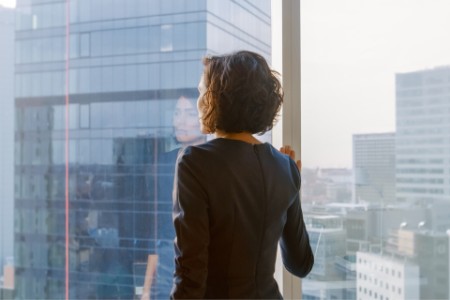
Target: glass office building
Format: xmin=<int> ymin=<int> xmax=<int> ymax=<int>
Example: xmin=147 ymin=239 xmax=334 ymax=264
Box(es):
xmin=395 ymin=66 xmax=450 ymax=202
xmin=0 ymin=5 xmax=15 ymax=284
xmin=14 ymin=0 xmax=271 ymax=298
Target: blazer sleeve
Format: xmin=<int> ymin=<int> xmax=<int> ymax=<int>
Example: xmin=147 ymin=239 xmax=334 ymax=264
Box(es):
xmin=279 ymin=160 xmax=314 ymax=277
xmin=171 ymin=149 xmax=209 ymax=299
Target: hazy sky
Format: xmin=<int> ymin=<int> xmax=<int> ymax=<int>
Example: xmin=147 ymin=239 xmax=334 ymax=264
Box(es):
xmin=0 ymin=0 xmax=14 ymax=8
xmin=301 ymin=0 xmax=450 ymax=169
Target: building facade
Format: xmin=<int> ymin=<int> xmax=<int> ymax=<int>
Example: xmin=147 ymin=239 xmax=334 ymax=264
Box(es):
xmin=395 ymin=66 xmax=450 ymax=202
xmin=353 ymin=132 xmax=396 ymax=204
xmin=13 ymin=0 xmax=271 ymax=299
xmin=385 ymin=229 xmax=449 ymax=299
xmin=0 ymin=5 xmax=15 ymax=287
xmin=302 ymin=214 xmax=349 ymax=299
xmin=356 ymin=251 xmax=420 ymax=300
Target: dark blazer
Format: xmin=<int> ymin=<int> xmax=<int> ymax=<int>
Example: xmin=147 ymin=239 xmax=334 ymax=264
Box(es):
xmin=171 ymin=138 xmax=314 ymax=299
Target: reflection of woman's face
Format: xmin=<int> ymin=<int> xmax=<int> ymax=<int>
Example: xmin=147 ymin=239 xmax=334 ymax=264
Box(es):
xmin=173 ymin=96 xmax=203 ymax=145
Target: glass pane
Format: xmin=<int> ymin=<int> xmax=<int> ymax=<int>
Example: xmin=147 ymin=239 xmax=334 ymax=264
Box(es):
xmin=7 ymin=1 xmax=275 ymax=299
xmin=301 ymin=1 xmax=450 ymax=299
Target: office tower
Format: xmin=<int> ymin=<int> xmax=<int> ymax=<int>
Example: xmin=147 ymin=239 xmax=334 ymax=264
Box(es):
xmin=0 ymin=5 xmax=15 ymax=289
xmin=353 ymin=133 xmax=396 ymax=204
xmin=14 ymin=0 xmax=271 ymax=299
xmin=396 ymin=66 xmax=450 ymax=202
xmin=356 ymin=251 xmax=419 ymax=300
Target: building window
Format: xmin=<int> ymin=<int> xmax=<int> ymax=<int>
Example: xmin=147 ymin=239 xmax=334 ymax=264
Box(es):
xmin=80 ymin=33 xmax=90 ymax=57
xmin=79 ymin=104 xmax=90 ymax=129
xmin=160 ymin=24 xmax=173 ymax=52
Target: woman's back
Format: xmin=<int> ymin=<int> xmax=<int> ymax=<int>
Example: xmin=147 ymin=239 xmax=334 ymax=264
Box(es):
xmin=172 ymin=138 xmax=314 ymax=299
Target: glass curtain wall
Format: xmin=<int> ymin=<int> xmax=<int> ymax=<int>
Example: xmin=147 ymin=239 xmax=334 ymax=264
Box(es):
xmin=12 ymin=0 xmax=272 ymax=299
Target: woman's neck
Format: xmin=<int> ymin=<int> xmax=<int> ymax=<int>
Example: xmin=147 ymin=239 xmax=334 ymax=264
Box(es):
xmin=215 ymin=130 xmax=262 ymax=145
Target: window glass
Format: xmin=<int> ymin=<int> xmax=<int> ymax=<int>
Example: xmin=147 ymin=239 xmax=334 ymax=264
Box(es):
xmin=8 ymin=1 xmax=274 ymax=299
xmin=301 ymin=1 xmax=450 ymax=300
xmin=80 ymin=33 xmax=91 ymax=57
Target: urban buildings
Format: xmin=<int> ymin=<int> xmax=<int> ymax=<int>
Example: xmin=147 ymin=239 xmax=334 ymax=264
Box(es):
xmin=356 ymin=228 xmax=450 ymax=300
xmin=14 ymin=0 xmax=271 ymax=298
xmin=395 ymin=66 xmax=450 ymax=202
xmin=353 ymin=133 xmax=396 ymax=204
xmin=301 ymin=168 xmax=352 ymax=205
xmin=385 ymin=228 xmax=450 ymax=299
xmin=356 ymin=251 xmax=420 ymax=300
xmin=0 ymin=5 xmax=15 ymax=295
xmin=302 ymin=214 xmax=350 ymax=299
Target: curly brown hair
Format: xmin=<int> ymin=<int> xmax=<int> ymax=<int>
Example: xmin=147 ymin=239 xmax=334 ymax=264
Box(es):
xmin=199 ymin=50 xmax=283 ymax=135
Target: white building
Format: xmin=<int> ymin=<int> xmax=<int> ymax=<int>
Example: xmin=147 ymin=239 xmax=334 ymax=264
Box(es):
xmin=356 ymin=251 xmax=419 ymax=300
xmin=395 ymin=66 xmax=450 ymax=202
xmin=0 ymin=5 xmax=15 ymax=279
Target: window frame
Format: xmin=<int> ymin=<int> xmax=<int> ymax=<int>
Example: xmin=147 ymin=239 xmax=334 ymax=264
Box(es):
xmin=272 ymin=0 xmax=302 ymax=298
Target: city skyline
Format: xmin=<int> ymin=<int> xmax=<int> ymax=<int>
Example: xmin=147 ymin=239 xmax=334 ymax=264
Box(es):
xmin=301 ymin=0 xmax=450 ymax=168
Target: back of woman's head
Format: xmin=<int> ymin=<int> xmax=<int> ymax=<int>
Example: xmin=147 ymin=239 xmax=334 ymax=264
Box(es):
xmin=199 ymin=50 xmax=283 ymax=135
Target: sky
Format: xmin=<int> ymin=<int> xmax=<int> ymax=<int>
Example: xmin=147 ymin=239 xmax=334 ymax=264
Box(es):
xmin=300 ymin=0 xmax=450 ymax=169
xmin=0 ymin=0 xmax=14 ymax=8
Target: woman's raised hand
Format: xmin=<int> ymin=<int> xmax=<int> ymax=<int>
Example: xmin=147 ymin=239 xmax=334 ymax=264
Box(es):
xmin=279 ymin=145 xmax=302 ymax=171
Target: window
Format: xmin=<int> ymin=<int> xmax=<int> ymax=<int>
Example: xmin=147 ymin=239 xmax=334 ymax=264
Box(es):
xmin=302 ymin=1 xmax=447 ymax=299
xmin=80 ymin=32 xmax=90 ymax=57
xmin=8 ymin=1 xmax=276 ymax=299
xmin=160 ymin=24 xmax=173 ymax=52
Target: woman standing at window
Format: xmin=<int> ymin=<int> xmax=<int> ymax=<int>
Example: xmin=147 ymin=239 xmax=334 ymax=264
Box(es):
xmin=171 ymin=51 xmax=314 ymax=299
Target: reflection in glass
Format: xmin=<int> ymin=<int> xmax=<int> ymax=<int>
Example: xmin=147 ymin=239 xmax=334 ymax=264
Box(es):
xmin=13 ymin=0 xmax=272 ymax=299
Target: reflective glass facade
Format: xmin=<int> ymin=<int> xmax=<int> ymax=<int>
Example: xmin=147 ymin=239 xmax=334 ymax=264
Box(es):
xmin=14 ymin=0 xmax=271 ymax=298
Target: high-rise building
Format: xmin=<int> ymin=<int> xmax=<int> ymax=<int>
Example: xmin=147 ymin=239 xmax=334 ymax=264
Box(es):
xmin=353 ymin=132 xmax=396 ymax=204
xmin=13 ymin=1 xmax=271 ymax=299
xmin=0 ymin=5 xmax=15 ymax=287
xmin=395 ymin=66 xmax=450 ymax=202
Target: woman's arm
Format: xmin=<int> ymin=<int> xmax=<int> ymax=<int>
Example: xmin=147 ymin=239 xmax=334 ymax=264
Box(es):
xmin=279 ymin=145 xmax=314 ymax=277
xmin=171 ymin=151 xmax=210 ymax=299
xmin=280 ymin=192 xmax=314 ymax=277
xmin=141 ymin=254 xmax=158 ymax=300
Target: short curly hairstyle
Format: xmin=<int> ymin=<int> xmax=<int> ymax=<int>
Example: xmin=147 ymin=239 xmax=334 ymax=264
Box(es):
xmin=199 ymin=50 xmax=283 ymax=135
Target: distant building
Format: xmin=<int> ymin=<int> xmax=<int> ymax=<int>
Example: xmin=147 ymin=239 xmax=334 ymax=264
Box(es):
xmin=395 ymin=66 xmax=450 ymax=202
xmin=385 ymin=229 xmax=449 ymax=299
xmin=353 ymin=132 xmax=395 ymax=204
xmin=0 ymin=4 xmax=15 ymax=287
xmin=302 ymin=214 xmax=349 ymax=299
xmin=301 ymin=168 xmax=352 ymax=205
xmin=319 ymin=168 xmax=353 ymax=202
xmin=356 ymin=251 xmax=420 ymax=300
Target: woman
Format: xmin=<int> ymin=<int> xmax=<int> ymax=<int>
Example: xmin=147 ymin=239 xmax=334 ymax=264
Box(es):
xmin=171 ymin=51 xmax=314 ymax=299
xmin=142 ymin=96 xmax=205 ymax=300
